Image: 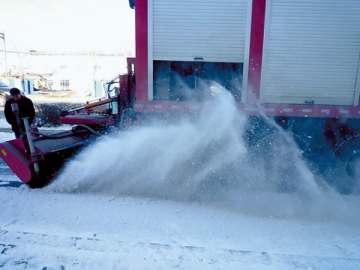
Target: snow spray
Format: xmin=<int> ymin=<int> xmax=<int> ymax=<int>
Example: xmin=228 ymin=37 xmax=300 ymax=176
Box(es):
xmin=46 ymin=83 xmax=359 ymax=223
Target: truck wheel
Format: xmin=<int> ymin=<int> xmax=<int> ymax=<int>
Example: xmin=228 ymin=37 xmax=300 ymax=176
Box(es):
xmin=334 ymin=136 xmax=360 ymax=193
xmin=346 ymin=151 xmax=360 ymax=179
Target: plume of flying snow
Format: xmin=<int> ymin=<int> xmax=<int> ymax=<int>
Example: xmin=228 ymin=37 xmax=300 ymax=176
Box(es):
xmin=46 ymin=82 xmax=360 ymax=224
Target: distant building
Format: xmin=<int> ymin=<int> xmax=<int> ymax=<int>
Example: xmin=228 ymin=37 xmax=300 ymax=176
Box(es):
xmin=0 ymin=49 xmax=131 ymax=97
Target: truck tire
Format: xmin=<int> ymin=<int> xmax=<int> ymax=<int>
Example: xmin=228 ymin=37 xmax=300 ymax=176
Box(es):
xmin=334 ymin=136 xmax=360 ymax=193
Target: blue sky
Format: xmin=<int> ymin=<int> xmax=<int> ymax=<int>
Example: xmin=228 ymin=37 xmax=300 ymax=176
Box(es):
xmin=0 ymin=0 xmax=135 ymax=53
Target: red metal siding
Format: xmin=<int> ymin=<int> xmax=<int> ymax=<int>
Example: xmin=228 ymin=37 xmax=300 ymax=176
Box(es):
xmin=135 ymin=0 xmax=148 ymax=101
xmin=247 ymin=0 xmax=266 ymax=103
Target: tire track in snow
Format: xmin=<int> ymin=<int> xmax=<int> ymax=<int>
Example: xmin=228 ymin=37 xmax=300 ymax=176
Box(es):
xmin=1 ymin=229 xmax=359 ymax=269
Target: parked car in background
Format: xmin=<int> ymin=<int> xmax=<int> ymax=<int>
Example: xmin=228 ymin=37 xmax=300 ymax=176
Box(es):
xmin=0 ymin=81 xmax=26 ymax=107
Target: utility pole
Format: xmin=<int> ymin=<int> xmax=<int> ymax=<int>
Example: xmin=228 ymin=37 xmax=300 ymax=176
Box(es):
xmin=0 ymin=32 xmax=8 ymax=78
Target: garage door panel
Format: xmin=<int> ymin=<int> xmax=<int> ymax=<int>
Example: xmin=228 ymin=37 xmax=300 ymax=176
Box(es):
xmin=260 ymin=0 xmax=360 ymax=105
xmin=152 ymin=0 xmax=248 ymax=63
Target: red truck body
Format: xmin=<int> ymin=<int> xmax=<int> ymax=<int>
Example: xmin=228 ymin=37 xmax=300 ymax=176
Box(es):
xmin=1 ymin=0 xmax=359 ymax=192
xmin=132 ymin=0 xmax=360 ymax=118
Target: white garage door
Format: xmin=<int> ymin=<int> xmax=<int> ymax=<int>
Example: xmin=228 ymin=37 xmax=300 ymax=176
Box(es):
xmin=151 ymin=0 xmax=249 ymax=63
xmin=260 ymin=0 xmax=360 ymax=106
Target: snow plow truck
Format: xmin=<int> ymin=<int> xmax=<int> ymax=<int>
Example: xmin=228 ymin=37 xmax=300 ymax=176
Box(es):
xmin=0 ymin=0 xmax=359 ymax=193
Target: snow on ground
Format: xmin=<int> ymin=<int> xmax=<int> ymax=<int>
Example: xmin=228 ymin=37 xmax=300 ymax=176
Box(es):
xmin=1 ymin=188 xmax=359 ymax=270
xmin=0 ymin=129 xmax=14 ymax=141
xmin=0 ymin=93 xmax=360 ymax=269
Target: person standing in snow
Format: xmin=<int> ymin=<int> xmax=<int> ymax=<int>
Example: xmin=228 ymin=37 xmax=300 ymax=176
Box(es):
xmin=4 ymin=88 xmax=36 ymax=138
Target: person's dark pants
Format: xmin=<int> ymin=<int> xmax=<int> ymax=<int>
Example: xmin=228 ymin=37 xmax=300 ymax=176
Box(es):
xmin=12 ymin=125 xmax=21 ymax=139
xmin=12 ymin=122 xmax=27 ymax=139
xmin=11 ymin=123 xmax=31 ymax=153
xmin=11 ymin=121 xmax=33 ymax=139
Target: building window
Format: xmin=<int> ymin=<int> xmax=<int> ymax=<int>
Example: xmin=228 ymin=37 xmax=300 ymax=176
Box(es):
xmin=60 ymin=79 xmax=70 ymax=90
xmin=47 ymin=80 xmax=53 ymax=90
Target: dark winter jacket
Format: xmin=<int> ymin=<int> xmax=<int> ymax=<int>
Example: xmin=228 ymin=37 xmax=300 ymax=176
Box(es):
xmin=4 ymin=96 xmax=36 ymax=126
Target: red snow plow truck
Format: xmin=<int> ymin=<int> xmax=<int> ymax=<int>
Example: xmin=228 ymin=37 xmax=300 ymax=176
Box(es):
xmin=0 ymin=0 xmax=359 ymax=193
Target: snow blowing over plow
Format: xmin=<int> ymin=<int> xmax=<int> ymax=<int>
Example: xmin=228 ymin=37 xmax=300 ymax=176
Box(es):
xmin=48 ymin=90 xmax=248 ymax=198
xmin=46 ymin=88 xmax=359 ymax=222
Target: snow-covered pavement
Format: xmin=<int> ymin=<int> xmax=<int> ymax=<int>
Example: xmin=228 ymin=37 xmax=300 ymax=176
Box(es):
xmin=0 ymin=93 xmax=360 ymax=269
xmin=1 ymin=187 xmax=360 ymax=270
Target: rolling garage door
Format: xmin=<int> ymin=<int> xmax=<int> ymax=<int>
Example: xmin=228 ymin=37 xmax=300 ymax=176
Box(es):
xmin=150 ymin=0 xmax=249 ymax=63
xmin=260 ymin=0 xmax=360 ymax=106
